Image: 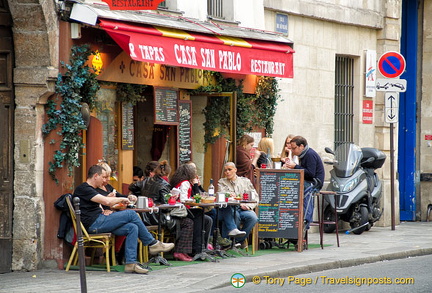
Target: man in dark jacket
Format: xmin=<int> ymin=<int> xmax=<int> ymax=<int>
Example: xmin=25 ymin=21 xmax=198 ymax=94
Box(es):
xmin=285 ymin=136 xmax=325 ymax=188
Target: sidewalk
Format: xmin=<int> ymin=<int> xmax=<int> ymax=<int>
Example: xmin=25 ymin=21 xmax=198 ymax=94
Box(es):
xmin=1 ymin=221 xmax=432 ymax=293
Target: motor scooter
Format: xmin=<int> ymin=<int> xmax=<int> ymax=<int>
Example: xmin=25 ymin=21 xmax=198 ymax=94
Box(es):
xmin=323 ymin=143 xmax=386 ymax=235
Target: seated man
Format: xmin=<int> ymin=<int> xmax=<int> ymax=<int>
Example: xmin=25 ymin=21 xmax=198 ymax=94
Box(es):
xmin=73 ymin=165 xmax=174 ymax=274
xmin=218 ymin=162 xmax=259 ymax=248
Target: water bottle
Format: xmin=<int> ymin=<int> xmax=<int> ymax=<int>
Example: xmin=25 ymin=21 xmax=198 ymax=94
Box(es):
xmin=208 ymin=178 xmax=215 ymax=196
xmin=266 ymin=148 xmax=273 ymax=169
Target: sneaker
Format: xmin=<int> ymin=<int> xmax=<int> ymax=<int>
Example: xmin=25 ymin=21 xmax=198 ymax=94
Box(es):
xmin=217 ymin=236 xmax=232 ymax=247
xmin=124 ymin=263 xmax=149 ymax=274
xmin=149 ymin=240 xmax=175 ymax=255
xmin=228 ymin=228 xmax=246 ymax=237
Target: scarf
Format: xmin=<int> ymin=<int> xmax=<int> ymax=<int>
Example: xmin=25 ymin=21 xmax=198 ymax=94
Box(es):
xmin=298 ymin=144 xmax=310 ymax=159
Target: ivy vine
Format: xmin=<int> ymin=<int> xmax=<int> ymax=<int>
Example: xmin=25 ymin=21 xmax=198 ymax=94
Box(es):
xmin=116 ymin=83 xmax=148 ymax=105
xmin=192 ymin=72 xmax=280 ymax=146
xmin=42 ymin=44 xmax=100 ymax=182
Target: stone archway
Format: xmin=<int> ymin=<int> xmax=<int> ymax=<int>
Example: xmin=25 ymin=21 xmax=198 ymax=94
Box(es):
xmin=6 ymin=0 xmax=59 ymax=271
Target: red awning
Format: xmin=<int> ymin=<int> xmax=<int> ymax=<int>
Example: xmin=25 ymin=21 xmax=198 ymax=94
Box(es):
xmin=99 ymin=19 xmax=294 ymax=78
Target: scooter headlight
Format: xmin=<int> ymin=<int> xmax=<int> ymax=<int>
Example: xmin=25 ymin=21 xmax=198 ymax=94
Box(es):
xmin=342 ymin=177 xmax=359 ymax=192
xmin=331 ymin=178 xmax=340 ymax=189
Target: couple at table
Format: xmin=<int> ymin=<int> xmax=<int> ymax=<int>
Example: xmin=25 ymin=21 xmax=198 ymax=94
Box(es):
xmin=169 ymin=162 xmax=259 ymax=253
xmin=72 ymin=164 xmax=175 ymax=274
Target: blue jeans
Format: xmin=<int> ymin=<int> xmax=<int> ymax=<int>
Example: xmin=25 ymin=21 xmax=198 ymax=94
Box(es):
xmin=219 ymin=206 xmax=258 ymax=243
xmin=89 ymin=210 xmax=155 ymax=264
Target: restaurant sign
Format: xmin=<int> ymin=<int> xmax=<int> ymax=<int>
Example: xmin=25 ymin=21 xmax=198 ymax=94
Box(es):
xmin=102 ymin=0 xmax=165 ymax=10
xmin=99 ymin=19 xmax=294 ymax=78
xmin=97 ymin=51 xmax=214 ymax=89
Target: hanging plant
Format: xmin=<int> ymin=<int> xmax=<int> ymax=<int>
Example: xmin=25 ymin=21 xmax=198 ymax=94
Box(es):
xmin=42 ymin=44 xmax=100 ymax=182
xmin=116 ymin=83 xmax=148 ymax=105
xmin=192 ymin=72 xmax=280 ymax=145
xmin=254 ymin=76 xmax=281 ymax=136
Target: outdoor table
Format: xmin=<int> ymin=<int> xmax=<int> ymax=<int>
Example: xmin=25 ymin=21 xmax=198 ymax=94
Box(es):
xmin=185 ymin=201 xmax=218 ymax=262
xmin=132 ymin=203 xmax=181 ymax=266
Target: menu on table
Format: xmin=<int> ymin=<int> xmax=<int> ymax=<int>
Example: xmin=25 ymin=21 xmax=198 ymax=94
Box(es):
xmin=178 ymin=100 xmax=192 ymax=164
xmin=154 ymin=88 xmax=179 ymax=125
xmin=257 ymin=169 xmax=304 ymax=240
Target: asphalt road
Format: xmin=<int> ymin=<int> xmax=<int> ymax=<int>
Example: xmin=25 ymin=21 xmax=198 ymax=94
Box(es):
xmin=212 ymin=254 xmax=432 ymax=292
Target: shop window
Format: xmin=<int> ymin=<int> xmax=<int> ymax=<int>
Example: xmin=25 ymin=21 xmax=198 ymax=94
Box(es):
xmin=158 ymin=1 xmax=167 ymax=8
xmin=334 ymin=56 xmax=354 ymax=149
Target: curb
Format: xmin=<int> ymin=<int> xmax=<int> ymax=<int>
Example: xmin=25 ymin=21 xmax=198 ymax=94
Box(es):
xmin=210 ymin=247 xmax=432 ymax=289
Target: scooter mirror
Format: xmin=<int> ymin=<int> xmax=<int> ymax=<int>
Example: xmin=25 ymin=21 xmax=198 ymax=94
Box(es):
xmin=324 ymin=147 xmax=335 ymax=155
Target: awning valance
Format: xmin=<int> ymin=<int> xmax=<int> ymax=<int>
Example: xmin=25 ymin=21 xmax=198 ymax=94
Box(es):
xmin=98 ymin=19 xmax=294 ymax=78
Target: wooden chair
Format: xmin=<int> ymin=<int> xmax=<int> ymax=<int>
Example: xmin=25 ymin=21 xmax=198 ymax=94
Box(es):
xmin=65 ymin=196 xmax=116 ymax=272
xmin=138 ymin=225 xmax=159 ymax=263
xmin=244 ymin=225 xmax=257 ymax=254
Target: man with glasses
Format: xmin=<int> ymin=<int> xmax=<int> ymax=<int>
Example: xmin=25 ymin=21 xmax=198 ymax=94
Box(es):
xmin=218 ymin=162 xmax=259 ymax=249
xmin=285 ymin=136 xmax=325 ymax=188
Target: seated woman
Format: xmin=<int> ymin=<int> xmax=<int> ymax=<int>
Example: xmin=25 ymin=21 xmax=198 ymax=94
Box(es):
xmin=280 ymin=134 xmax=299 ymax=167
xmin=96 ymin=161 xmax=137 ymax=210
xmin=135 ymin=160 xmax=193 ymax=262
xmin=236 ymin=134 xmax=260 ymax=187
xmin=95 ymin=161 xmax=137 ymax=264
xmin=256 ymin=137 xmax=275 ymax=168
xmin=170 ymin=164 xmax=213 ymax=256
xmin=139 ymin=160 xmax=171 ymax=205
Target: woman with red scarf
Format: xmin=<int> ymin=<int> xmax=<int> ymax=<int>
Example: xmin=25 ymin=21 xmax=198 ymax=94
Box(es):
xmin=170 ymin=164 xmax=213 ymax=258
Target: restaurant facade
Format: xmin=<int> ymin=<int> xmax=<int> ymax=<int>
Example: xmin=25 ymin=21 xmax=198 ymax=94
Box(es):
xmin=4 ymin=0 xmax=430 ymax=273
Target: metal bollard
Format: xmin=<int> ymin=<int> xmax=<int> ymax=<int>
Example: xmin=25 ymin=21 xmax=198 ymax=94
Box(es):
xmin=73 ymin=197 xmax=87 ymax=293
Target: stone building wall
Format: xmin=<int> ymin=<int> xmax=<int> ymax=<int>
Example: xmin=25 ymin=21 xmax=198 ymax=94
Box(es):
xmin=264 ymin=0 xmax=402 ymax=226
xmin=8 ymin=0 xmax=58 ymax=270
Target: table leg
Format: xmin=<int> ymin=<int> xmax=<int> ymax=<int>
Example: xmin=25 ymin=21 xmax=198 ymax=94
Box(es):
xmin=210 ymin=206 xmax=230 ymax=258
xmin=149 ymin=210 xmax=171 ymax=266
xmin=192 ymin=208 xmax=217 ymax=262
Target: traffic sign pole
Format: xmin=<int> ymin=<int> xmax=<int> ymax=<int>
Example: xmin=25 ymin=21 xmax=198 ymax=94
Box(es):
xmin=377 ymin=50 xmax=405 ymax=232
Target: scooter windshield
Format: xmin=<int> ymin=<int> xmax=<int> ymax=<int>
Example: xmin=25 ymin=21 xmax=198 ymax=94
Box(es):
xmin=333 ymin=143 xmax=363 ymax=177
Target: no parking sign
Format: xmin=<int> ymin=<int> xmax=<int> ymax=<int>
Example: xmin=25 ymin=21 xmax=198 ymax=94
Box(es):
xmin=378 ymin=51 xmax=406 ymax=78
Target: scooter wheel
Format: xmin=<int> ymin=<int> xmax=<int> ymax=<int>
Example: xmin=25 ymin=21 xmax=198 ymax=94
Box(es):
xmin=323 ymin=206 xmax=336 ymax=233
xmin=351 ymin=206 xmax=368 ymax=235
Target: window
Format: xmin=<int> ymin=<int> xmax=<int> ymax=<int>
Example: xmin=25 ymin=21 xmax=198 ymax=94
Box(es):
xmin=158 ymin=1 xmax=167 ymax=8
xmin=207 ymin=0 xmax=223 ymax=19
xmin=334 ymin=56 xmax=354 ymax=149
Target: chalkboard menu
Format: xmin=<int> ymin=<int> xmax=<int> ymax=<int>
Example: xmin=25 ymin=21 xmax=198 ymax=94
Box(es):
xmin=178 ymin=100 xmax=192 ymax=164
xmin=154 ymin=88 xmax=179 ymax=125
xmin=257 ymin=169 xmax=304 ymax=241
xmin=121 ymin=102 xmax=134 ymax=150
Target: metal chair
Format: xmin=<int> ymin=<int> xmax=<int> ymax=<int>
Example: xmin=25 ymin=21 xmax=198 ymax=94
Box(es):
xmin=65 ymin=195 xmax=116 ymax=272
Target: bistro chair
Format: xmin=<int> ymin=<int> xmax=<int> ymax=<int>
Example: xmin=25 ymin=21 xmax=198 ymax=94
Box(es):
xmin=138 ymin=225 xmax=159 ymax=263
xmin=65 ymin=195 xmax=116 ymax=272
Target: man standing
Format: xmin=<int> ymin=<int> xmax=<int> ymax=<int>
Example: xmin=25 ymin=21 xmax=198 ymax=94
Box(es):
xmin=73 ymin=165 xmax=174 ymax=274
xmin=218 ymin=162 xmax=259 ymax=248
xmin=285 ymin=136 xmax=325 ymax=187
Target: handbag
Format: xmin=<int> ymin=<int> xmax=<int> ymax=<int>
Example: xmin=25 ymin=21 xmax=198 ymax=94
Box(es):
xmin=170 ymin=204 xmax=188 ymax=218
